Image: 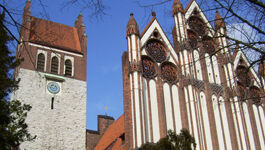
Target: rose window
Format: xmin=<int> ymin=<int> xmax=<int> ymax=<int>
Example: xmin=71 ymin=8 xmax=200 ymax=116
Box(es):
xmin=161 ymin=62 xmax=178 ymax=83
xmin=146 ymin=40 xmax=167 ymax=63
xmin=188 ymin=16 xmax=206 ymax=36
xmin=202 ymin=37 xmax=215 ymax=54
xmin=238 ymin=83 xmax=246 ymax=100
xmin=250 ymin=87 xmax=261 ymax=104
xmin=236 ymin=66 xmax=251 ymax=87
xmin=142 ymin=57 xmax=156 ymax=79
xmin=188 ymin=30 xmax=198 ymax=49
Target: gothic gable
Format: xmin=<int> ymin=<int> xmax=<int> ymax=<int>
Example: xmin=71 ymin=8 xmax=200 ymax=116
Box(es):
xmin=233 ymin=49 xmax=262 ymax=88
xmin=185 ymin=0 xmax=214 ymax=37
xmin=140 ymin=16 xmax=179 ymax=66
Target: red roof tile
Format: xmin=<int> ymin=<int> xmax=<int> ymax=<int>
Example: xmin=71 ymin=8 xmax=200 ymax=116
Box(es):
xmin=29 ymin=17 xmax=82 ymax=53
xmin=94 ymin=114 xmax=125 ymax=150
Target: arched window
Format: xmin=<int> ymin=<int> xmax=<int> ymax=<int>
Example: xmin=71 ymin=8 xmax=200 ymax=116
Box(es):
xmin=249 ymin=86 xmax=261 ymax=104
xmin=187 ymin=30 xmax=198 ymax=49
xmin=145 ymin=39 xmax=167 ymax=63
xmin=161 ymin=62 xmax=178 ymax=83
xmin=236 ymin=66 xmax=250 ymax=87
xmin=51 ymin=56 xmax=59 ymax=74
xmin=64 ymin=59 xmax=72 ymax=76
xmin=202 ymin=36 xmax=215 ymax=54
xmin=142 ymin=56 xmax=156 ymax=79
xmin=36 ymin=53 xmax=45 ymax=71
xmin=188 ymin=16 xmax=206 ymax=36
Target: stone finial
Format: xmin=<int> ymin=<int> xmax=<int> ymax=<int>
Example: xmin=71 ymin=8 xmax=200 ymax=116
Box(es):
xmin=172 ymin=0 xmax=184 ymax=15
xmin=126 ymin=13 xmax=139 ymax=37
xmin=152 ymin=12 xmax=156 ymax=17
xmin=215 ymin=11 xmax=226 ymax=29
xmin=24 ymin=0 xmax=31 ymax=12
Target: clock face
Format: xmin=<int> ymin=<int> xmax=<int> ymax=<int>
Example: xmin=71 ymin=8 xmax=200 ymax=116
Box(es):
xmin=47 ymin=82 xmax=60 ymax=94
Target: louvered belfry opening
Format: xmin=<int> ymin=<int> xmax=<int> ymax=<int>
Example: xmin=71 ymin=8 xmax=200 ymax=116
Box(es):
xmin=37 ymin=53 xmax=45 ymax=71
xmin=51 ymin=56 xmax=59 ymax=74
xmin=65 ymin=59 xmax=72 ymax=76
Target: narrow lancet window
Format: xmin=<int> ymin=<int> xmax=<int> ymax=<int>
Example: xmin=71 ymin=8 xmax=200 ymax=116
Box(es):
xmin=51 ymin=56 xmax=59 ymax=74
xmin=37 ymin=53 xmax=45 ymax=71
xmin=51 ymin=97 xmax=54 ymax=109
xmin=65 ymin=59 xmax=72 ymax=76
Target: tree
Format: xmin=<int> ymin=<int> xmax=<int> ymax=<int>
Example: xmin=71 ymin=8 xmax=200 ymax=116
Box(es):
xmin=139 ymin=129 xmax=196 ymax=150
xmin=0 ymin=12 xmax=35 ymax=150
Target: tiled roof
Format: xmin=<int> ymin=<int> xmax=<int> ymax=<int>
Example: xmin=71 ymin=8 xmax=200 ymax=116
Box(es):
xmin=94 ymin=114 xmax=125 ymax=150
xmin=29 ymin=17 xmax=82 ymax=53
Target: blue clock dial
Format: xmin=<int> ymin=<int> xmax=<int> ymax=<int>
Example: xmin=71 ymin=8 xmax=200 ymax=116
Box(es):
xmin=47 ymin=82 xmax=60 ymax=94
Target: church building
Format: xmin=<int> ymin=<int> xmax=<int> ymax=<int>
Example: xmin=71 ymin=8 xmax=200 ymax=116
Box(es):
xmin=13 ymin=0 xmax=265 ymax=150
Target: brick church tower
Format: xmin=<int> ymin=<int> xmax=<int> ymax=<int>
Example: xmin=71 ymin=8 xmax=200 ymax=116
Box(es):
xmin=12 ymin=1 xmax=87 ymax=149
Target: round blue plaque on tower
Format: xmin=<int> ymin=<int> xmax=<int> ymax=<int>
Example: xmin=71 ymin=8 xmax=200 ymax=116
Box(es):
xmin=47 ymin=82 xmax=60 ymax=94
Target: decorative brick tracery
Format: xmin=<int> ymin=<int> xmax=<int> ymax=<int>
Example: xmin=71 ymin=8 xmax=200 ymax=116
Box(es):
xmin=142 ymin=56 xmax=156 ymax=79
xmin=202 ymin=36 xmax=215 ymax=54
xmin=161 ymin=62 xmax=178 ymax=83
xmin=187 ymin=30 xmax=198 ymax=49
xmin=249 ymin=86 xmax=261 ymax=104
xmin=236 ymin=66 xmax=251 ymax=87
xmin=188 ymin=16 xmax=206 ymax=36
xmin=145 ymin=39 xmax=167 ymax=63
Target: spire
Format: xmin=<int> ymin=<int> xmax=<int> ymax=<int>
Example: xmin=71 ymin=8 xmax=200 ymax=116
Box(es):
xmin=24 ymin=0 xmax=31 ymax=13
xmin=126 ymin=13 xmax=139 ymax=37
xmin=215 ymin=11 xmax=226 ymax=29
xmin=172 ymin=0 xmax=184 ymax=15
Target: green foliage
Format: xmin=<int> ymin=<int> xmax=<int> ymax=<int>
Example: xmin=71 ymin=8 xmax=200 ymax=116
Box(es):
xmin=0 ymin=12 xmax=35 ymax=149
xmin=139 ymin=129 xmax=196 ymax=150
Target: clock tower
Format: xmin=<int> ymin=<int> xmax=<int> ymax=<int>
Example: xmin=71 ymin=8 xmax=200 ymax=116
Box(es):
xmin=12 ymin=1 xmax=87 ymax=149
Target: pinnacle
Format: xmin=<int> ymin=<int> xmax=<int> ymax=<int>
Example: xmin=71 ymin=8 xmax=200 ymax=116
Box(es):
xmin=126 ymin=13 xmax=139 ymax=37
xmin=215 ymin=11 xmax=226 ymax=29
xmin=172 ymin=0 xmax=184 ymax=15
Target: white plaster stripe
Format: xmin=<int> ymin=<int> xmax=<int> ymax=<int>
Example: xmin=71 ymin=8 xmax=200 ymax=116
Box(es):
xmin=131 ymin=35 xmax=137 ymax=61
xmin=242 ymin=103 xmax=256 ymax=150
xmin=258 ymin=106 xmax=265 ymax=140
xmin=212 ymin=95 xmax=225 ymax=150
xmin=219 ymin=97 xmax=232 ymax=150
xmin=253 ymin=105 xmax=265 ymax=149
xmin=180 ymin=52 xmax=185 ymax=75
xmin=178 ymin=13 xmax=185 ymax=39
xmin=149 ymin=80 xmax=160 ymax=142
xmin=29 ymin=42 xmax=83 ymax=57
xmin=143 ymin=78 xmax=151 ymax=142
xmin=234 ymin=99 xmax=247 ymax=150
xmin=184 ymin=87 xmax=192 ymax=131
xmin=172 ymin=85 xmax=182 ymax=133
xmin=224 ymin=65 xmax=230 ymax=87
xmin=133 ymin=72 xmax=142 ymax=147
xmin=231 ymin=99 xmax=242 ymax=150
xmin=130 ymin=74 xmax=136 ymax=148
xmin=227 ymin=63 xmax=235 ymax=87
xmin=188 ymin=85 xmax=199 ymax=149
xmin=194 ymin=50 xmax=202 ymax=80
xmin=200 ymin=92 xmax=213 ymax=150
xmin=205 ymin=53 xmax=214 ymax=83
xmin=212 ymin=56 xmax=221 ymax=84
xmin=139 ymin=76 xmax=145 ymax=143
xmin=174 ymin=16 xmax=180 ymax=42
xmin=163 ymin=83 xmax=174 ymax=131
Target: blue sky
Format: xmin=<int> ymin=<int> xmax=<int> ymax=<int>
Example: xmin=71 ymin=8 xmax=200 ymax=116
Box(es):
xmin=4 ymin=0 xmax=193 ymax=130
